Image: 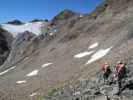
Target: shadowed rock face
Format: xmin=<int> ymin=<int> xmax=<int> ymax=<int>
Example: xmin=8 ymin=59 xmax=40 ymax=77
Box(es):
xmin=0 ymin=28 xmax=13 ymax=65
xmin=0 ymin=33 xmax=9 ymax=52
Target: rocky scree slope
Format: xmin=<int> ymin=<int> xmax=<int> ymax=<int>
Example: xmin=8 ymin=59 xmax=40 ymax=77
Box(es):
xmin=0 ymin=0 xmax=133 ymax=100
xmin=43 ymin=64 xmax=133 ymax=100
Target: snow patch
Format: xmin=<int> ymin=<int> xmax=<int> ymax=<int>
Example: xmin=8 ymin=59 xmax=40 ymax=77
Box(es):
xmin=26 ymin=69 xmax=39 ymax=77
xmin=24 ymin=57 xmax=29 ymax=61
xmin=41 ymin=63 xmax=53 ymax=68
xmin=73 ymin=91 xmax=81 ymax=96
xmin=0 ymin=66 xmax=16 ymax=76
xmin=89 ymin=43 xmax=99 ymax=49
xmin=30 ymin=92 xmax=37 ymax=97
xmin=85 ymin=47 xmax=113 ymax=65
xmin=79 ymin=14 xmax=83 ymax=18
xmin=49 ymin=32 xmax=54 ymax=36
xmin=1 ymin=22 xmax=47 ymax=37
xmin=16 ymin=80 xmax=27 ymax=84
xmin=74 ymin=51 xmax=94 ymax=58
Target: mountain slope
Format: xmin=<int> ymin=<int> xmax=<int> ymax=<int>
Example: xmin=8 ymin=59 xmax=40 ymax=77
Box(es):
xmin=0 ymin=0 xmax=133 ymax=100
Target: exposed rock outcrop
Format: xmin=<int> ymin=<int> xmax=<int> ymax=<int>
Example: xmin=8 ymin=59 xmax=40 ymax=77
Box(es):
xmin=0 ymin=27 xmax=13 ymax=65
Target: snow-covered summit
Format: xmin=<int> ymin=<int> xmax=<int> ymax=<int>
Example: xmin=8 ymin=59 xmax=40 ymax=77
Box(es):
xmin=1 ymin=21 xmax=48 ymax=37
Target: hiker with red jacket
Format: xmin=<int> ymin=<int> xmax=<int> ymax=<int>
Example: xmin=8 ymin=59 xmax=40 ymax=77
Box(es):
xmin=114 ymin=60 xmax=128 ymax=92
xmin=101 ymin=62 xmax=112 ymax=83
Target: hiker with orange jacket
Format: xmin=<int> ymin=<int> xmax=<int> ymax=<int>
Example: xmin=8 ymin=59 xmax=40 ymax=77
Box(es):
xmin=101 ymin=62 xmax=112 ymax=83
xmin=114 ymin=61 xmax=128 ymax=91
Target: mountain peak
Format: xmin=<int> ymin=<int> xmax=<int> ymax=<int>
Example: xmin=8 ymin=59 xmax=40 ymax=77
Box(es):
xmin=30 ymin=19 xmax=49 ymax=23
xmin=61 ymin=9 xmax=75 ymax=13
xmin=52 ymin=9 xmax=77 ymax=24
xmin=7 ymin=19 xmax=24 ymax=25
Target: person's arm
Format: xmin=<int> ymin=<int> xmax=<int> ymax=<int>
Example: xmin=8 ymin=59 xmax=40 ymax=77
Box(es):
xmin=125 ymin=64 xmax=130 ymax=73
xmin=125 ymin=64 xmax=128 ymax=69
xmin=101 ymin=65 xmax=105 ymax=73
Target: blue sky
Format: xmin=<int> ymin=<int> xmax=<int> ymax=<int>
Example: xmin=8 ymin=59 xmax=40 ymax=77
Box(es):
xmin=0 ymin=0 xmax=103 ymax=23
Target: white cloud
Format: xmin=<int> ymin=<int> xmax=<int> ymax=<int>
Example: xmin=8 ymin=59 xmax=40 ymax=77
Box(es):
xmin=2 ymin=22 xmax=47 ymax=37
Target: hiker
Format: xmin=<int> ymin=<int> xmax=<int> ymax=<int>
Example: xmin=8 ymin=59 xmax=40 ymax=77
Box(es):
xmin=101 ymin=62 xmax=112 ymax=84
xmin=114 ymin=60 xmax=128 ymax=93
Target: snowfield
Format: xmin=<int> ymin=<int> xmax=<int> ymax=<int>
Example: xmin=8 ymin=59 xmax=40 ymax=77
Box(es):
xmin=74 ymin=51 xmax=94 ymax=58
xmin=1 ymin=22 xmax=47 ymax=37
xmin=16 ymin=80 xmax=27 ymax=84
xmin=0 ymin=66 xmax=16 ymax=76
xmin=41 ymin=63 xmax=53 ymax=68
xmin=30 ymin=92 xmax=37 ymax=97
xmin=85 ymin=47 xmax=113 ymax=65
xmin=26 ymin=69 xmax=39 ymax=77
xmin=88 ymin=43 xmax=99 ymax=49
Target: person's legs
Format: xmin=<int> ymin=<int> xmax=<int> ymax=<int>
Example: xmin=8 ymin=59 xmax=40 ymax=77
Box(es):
xmin=103 ymin=73 xmax=108 ymax=84
xmin=117 ymin=75 xmax=122 ymax=94
xmin=118 ymin=79 xmax=122 ymax=89
xmin=103 ymin=73 xmax=106 ymax=83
